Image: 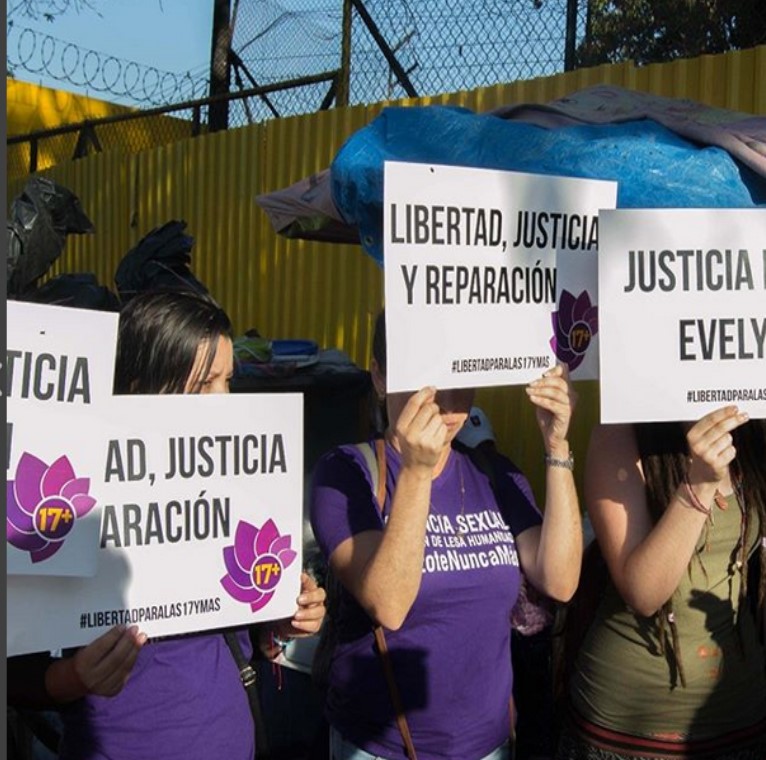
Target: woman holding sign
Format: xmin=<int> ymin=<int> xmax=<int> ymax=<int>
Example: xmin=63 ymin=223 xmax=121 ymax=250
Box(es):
xmin=557 ymin=409 xmax=766 ymax=759
xmin=310 ymin=310 xmax=582 ymax=760
xmin=9 ymin=291 xmax=326 ymax=760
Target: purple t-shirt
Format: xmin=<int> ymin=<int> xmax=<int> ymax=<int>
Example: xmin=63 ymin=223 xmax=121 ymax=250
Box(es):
xmin=59 ymin=630 xmax=254 ymax=760
xmin=310 ymin=442 xmax=542 ymax=760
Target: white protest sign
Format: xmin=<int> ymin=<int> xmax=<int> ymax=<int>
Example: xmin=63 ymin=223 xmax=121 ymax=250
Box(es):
xmin=599 ymin=208 xmax=766 ymax=423
xmin=7 ymin=392 xmax=304 ymax=655
xmin=383 ymin=161 xmax=617 ymax=391
xmin=7 ymin=302 xmax=119 ymax=577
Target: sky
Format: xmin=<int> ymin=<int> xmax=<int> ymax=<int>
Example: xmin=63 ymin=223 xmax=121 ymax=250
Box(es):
xmin=6 ymin=0 xmax=579 ymax=112
xmin=7 ymin=0 xmax=215 ymax=104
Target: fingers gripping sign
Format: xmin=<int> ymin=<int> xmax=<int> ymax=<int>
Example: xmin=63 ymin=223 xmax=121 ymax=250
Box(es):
xmin=686 ymin=406 xmax=750 ymax=486
xmin=43 ymin=624 xmax=147 ymax=703
xmin=74 ymin=625 xmax=147 ymax=697
xmin=289 ymin=572 xmax=327 ymax=636
xmin=258 ymin=571 xmax=328 ymax=659
xmin=393 ymin=386 xmax=448 ymax=471
xmin=525 ymin=364 xmax=578 ymax=453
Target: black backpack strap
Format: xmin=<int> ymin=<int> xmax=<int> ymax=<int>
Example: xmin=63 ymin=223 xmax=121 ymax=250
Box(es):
xmin=222 ymin=630 xmax=271 ymax=759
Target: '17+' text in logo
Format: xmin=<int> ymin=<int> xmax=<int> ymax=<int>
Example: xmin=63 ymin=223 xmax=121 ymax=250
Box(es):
xmin=551 ymin=289 xmax=598 ymax=371
xmin=220 ymin=519 xmax=297 ymax=612
xmin=7 ymin=453 xmax=96 ymax=563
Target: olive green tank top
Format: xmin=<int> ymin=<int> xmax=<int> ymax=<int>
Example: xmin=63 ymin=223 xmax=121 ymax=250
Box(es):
xmin=570 ymin=493 xmax=766 ymax=740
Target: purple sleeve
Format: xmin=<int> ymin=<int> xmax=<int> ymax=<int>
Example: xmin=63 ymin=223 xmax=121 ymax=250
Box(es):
xmin=491 ymin=451 xmax=543 ymax=536
xmin=310 ymin=445 xmax=383 ymax=560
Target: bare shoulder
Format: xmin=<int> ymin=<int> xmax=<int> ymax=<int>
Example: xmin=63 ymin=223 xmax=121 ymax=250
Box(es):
xmin=585 ymin=423 xmax=644 ymax=506
xmin=588 ymin=423 xmax=636 ymax=456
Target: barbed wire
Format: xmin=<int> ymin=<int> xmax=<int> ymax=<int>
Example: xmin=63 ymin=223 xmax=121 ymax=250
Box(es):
xmin=6 ymin=22 xmax=209 ymax=105
xmin=8 ymin=1 xmax=581 ymax=117
xmin=12 ymin=0 xmax=762 ymax=130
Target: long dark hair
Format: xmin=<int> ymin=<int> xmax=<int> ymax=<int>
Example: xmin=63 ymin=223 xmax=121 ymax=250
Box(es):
xmin=372 ymin=308 xmax=387 ymax=372
xmin=371 ymin=309 xmax=388 ymax=435
xmin=114 ymin=290 xmax=232 ymax=395
xmin=634 ymin=419 xmax=766 ymax=686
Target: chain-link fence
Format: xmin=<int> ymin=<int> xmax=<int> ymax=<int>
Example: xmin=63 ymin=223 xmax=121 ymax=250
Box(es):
xmin=9 ymin=0 xmax=766 ymax=124
xmin=229 ymin=0 xmax=587 ymax=123
xmin=229 ymin=0 xmax=766 ymax=123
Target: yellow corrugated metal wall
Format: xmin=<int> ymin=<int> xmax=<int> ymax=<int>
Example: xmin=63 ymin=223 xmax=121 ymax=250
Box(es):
xmin=8 ymin=46 xmax=765 ymax=499
xmin=6 ymin=79 xmax=193 ymax=179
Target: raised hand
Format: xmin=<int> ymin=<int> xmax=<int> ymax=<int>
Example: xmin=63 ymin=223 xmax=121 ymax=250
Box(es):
xmin=525 ymin=364 xmax=577 ymax=454
xmin=392 ymin=386 xmax=448 ymax=471
xmin=686 ymin=406 xmax=749 ymax=486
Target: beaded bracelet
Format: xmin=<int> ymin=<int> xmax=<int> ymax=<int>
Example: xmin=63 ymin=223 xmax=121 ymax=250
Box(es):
xmin=544 ymin=452 xmax=574 ymax=470
xmin=682 ymin=475 xmax=712 ymax=516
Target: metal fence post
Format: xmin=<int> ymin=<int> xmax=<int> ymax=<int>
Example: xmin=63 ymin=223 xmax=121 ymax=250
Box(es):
xmin=338 ymin=0 xmax=353 ymax=108
xmin=565 ymin=0 xmax=579 ymax=71
xmin=209 ymin=0 xmax=233 ymax=132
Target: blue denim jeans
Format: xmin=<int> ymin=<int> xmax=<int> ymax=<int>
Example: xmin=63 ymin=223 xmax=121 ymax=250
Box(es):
xmin=330 ymin=726 xmax=511 ymax=760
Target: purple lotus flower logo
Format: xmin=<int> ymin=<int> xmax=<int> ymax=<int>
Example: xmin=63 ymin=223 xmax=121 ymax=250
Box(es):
xmin=550 ymin=289 xmax=598 ymax=371
xmin=220 ymin=519 xmax=297 ymax=612
xmin=7 ymin=453 xmax=96 ymax=563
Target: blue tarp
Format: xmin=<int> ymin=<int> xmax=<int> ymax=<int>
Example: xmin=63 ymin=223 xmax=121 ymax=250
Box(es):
xmin=330 ymin=106 xmax=766 ymax=266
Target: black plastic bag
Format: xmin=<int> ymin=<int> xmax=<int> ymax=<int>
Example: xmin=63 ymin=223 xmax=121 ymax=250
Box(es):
xmin=114 ymin=220 xmax=209 ymax=301
xmin=19 ymin=273 xmax=120 ymax=312
xmin=7 ymin=177 xmax=94 ymax=296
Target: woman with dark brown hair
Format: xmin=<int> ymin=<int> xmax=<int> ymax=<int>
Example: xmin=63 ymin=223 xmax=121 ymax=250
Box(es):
xmin=8 ymin=291 xmax=327 ymax=760
xmin=557 ymin=407 xmax=766 ymax=759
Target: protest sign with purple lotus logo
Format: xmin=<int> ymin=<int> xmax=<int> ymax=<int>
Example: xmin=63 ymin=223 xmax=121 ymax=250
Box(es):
xmin=221 ymin=519 xmax=297 ymax=612
xmin=9 ymin=391 xmax=304 ymax=657
xmin=551 ymin=290 xmax=599 ymax=372
xmin=7 ymin=302 xmax=118 ymax=577
xmin=8 ymin=303 xmax=305 ymax=655
xmin=383 ymin=162 xmax=615 ymax=391
xmin=7 ymin=453 xmax=97 ymax=563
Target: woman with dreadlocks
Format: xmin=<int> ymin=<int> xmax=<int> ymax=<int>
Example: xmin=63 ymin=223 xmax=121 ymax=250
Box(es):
xmin=557 ymin=406 xmax=766 ymax=759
